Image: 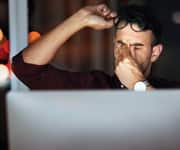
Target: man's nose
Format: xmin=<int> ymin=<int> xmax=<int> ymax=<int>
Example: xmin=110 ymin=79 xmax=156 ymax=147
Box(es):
xmin=127 ymin=44 xmax=136 ymax=58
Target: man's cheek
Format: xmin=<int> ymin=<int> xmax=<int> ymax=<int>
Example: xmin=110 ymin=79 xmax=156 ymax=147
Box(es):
xmin=114 ymin=49 xmax=120 ymax=64
xmin=135 ymin=58 xmax=145 ymax=71
xmin=114 ymin=48 xmax=119 ymax=57
xmin=115 ymin=56 xmax=120 ymax=67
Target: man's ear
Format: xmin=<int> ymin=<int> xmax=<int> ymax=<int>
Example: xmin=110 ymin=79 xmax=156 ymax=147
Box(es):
xmin=151 ymin=44 xmax=163 ymax=63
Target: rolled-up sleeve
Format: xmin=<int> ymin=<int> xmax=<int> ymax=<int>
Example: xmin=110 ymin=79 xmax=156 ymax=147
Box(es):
xmin=12 ymin=52 xmax=112 ymax=90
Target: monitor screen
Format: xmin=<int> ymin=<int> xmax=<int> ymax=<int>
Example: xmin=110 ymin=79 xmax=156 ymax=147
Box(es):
xmin=6 ymin=90 xmax=180 ymax=150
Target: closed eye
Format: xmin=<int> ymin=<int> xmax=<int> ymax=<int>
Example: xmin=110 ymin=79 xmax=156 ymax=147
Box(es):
xmin=115 ymin=40 xmax=126 ymax=47
xmin=131 ymin=43 xmax=144 ymax=50
xmin=134 ymin=46 xmax=142 ymax=50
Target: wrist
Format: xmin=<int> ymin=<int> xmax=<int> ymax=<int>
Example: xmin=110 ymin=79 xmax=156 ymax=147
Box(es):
xmin=133 ymin=80 xmax=153 ymax=91
xmin=75 ymin=8 xmax=91 ymax=28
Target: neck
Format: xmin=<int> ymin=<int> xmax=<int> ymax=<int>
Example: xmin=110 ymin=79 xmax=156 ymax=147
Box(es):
xmin=144 ymin=64 xmax=152 ymax=78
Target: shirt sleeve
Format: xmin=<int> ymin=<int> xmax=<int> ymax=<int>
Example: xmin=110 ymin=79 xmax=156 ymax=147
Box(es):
xmin=12 ymin=52 xmax=112 ymax=90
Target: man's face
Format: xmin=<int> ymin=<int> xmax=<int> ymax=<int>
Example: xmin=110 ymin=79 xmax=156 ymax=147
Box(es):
xmin=114 ymin=24 xmax=157 ymax=75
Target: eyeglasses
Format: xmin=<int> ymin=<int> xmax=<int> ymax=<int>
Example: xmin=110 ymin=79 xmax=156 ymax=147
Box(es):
xmin=113 ymin=16 xmax=150 ymax=32
xmin=113 ymin=17 xmax=159 ymax=46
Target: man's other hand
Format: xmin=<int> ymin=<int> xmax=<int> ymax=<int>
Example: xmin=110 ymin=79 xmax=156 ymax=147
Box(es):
xmin=115 ymin=45 xmax=146 ymax=90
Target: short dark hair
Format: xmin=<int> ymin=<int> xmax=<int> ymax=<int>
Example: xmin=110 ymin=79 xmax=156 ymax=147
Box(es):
xmin=114 ymin=5 xmax=163 ymax=45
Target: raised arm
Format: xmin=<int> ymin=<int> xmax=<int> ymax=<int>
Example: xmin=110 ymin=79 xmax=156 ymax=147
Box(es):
xmin=22 ymin=4 xmax=117 ymax=65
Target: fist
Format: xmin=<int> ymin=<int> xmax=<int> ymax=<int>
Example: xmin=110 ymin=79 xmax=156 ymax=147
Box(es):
xmin=81 ymin=4 xmax=117 ymax=30
xmin=114 ymin=45 xmax=145 ymax=89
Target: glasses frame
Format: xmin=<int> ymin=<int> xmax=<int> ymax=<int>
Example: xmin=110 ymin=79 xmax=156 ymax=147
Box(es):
xmin=113 ymin=16 xmax=150 ymax=32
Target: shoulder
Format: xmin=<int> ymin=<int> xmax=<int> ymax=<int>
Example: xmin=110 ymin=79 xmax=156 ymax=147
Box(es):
xmin=90 ymin=70 xmax=110 ymax=78
xmin=149 ymin=76 xmax=180 ymax=89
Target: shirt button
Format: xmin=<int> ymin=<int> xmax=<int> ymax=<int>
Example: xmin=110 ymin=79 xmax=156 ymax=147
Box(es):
xmin=121 ymin=84 xmax=124 ymax=88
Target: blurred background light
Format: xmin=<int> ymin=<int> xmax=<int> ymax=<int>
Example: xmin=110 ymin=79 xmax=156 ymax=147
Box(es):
xmin=28 ymin=31 xmax=41 ymax=44
xmin=0 ymin=64 xmax=9 ymax=87
xmin=0 ymin=29 xmax=3 ymax=42
xmin=172 ymin=11 xmax=180 ymax=24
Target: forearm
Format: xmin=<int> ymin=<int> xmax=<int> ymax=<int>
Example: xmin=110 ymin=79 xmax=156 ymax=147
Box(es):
xmin=22 ymin=10 xmax=87 ymax=65
xmin=22 ymin=4 xmax=116 ymax=65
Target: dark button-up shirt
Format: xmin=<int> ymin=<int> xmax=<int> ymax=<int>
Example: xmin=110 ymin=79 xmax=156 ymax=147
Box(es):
xmin=12 ymin=52 xmax=180 ymax=90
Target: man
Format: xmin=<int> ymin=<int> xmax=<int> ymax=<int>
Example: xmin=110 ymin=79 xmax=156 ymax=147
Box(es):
xmin=12 ymin=4 xmax=179 ymax=90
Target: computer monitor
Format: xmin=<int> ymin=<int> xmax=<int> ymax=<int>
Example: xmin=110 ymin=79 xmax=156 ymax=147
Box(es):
xmin=6 ymin=90 xmax=180 ymax=150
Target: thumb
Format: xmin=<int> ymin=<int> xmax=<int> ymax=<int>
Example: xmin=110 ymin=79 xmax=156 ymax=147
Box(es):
xmin=103 ymin=20 xmax=114 ymax=29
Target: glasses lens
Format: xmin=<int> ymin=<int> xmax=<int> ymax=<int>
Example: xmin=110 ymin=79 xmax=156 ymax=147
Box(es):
xmin=117 ymin=20 xmax=128 ymax=29
xmin=114 ymin=16 xmax=147 ymax=32
xmin=130 ymin=16 xmax=147 ymax=32
xmin=113 ymin=17 xmax=119 ymax=25
xmin=114 ymin=17 xmax=128 ymax=30
xmin=131 ymin=23 xmax=143 ymax=32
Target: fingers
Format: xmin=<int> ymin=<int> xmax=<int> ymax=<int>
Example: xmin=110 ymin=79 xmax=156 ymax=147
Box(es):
xmin=82 ymin=4 xmax=117 ymax=30
xmin=115 ymin=45 xmax=133 ymax=66
xmin=115 ymin=45 xmax=142 ymax=72
xmin=115 ymin=45 xmax=129 ymax=61
xmin=96 ymin=4 xmax=117 ymax=20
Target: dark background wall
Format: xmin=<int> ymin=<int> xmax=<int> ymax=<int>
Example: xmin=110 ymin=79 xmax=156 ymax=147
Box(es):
xmin=146 ymin=0 xmax=180 ymax=81
xmin=0 ymin=0 xmax=8 ymax=37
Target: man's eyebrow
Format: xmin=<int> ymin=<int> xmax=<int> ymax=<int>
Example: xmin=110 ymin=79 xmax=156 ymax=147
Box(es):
xmin=116 ymin=40 xmax=123 ymax=43
xmin=130 ymin=43 xmax=144 ymax=46
xmin=116 ymin=40 xmax=126 ymax=45
xmin=116 ymin=40 xmax=144 ymax=46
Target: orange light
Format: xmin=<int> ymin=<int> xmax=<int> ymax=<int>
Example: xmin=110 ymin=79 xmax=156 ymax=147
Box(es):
xmin=28 ymin=31 xmax=41 ymax=44
xmin=0 ymin=29 xmax=3 ymax=42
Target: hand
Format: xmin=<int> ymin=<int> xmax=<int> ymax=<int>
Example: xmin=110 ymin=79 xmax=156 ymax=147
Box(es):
xmin=79 ymin=4 xmax=117 ymax=30
xmin=114 ymin=45 xmax=146 ymax=89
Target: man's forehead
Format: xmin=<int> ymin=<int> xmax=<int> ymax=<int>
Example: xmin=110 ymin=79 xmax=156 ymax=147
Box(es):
xmin=115 ymin=25 xmax=154 ymax=44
